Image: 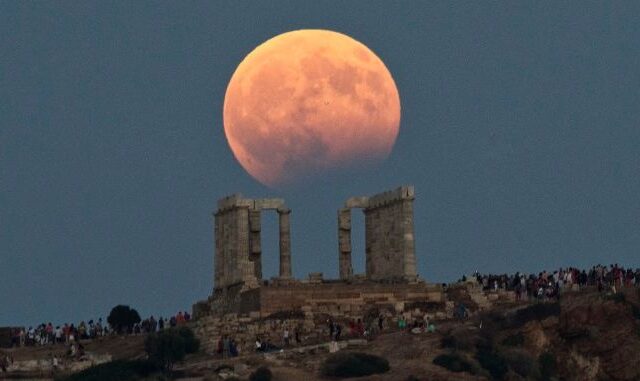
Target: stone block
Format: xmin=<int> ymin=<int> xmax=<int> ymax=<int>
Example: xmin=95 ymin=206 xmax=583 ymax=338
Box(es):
xmin=344 ymin=196 xmax=370 ymax=209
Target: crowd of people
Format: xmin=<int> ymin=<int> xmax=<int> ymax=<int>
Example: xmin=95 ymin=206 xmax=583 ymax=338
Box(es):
xmin=468 ymin=264 xmax=640 ymax=300
xmin=8 ymin=310 xmax=192 ymax=349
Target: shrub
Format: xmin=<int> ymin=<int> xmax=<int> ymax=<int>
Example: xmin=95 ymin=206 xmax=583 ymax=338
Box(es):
xmin=502 ymin=349 xmax=537 ymax=378
xmin=249 ymin=366 xmax=272 ymax=381
xmin=145 ymin=329 xmax=186 ymax=372
xmin=501 ymin=333 xmax=524 ymax=347
xmin=432 ymin=353 xmax=474 ymax=374
xmin=55 ymin=360 xmax=159 ymax=381
xmin=441 ymin=329 xmax=475 ymax=351
xmin=511 ymin=303 xmax=560 ymax=328
xmin=321 ymin=352 xmax=390 ymax=378
xmin=107 ymin=305 xmax=141 ymax=334
xmin=177 ymin=326 xmax=200 ymax=354
xmin=538 ymin=351 xmax=557 ymax=381
xmin=476 ymin=345 xmax=508 ymax=380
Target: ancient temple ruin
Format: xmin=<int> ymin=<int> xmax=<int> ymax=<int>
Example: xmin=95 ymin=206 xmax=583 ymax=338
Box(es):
xmin=213 ymin=195 xmax=292 ymax=292
xmin=338 ymin=185 xmax=417 ymax=282
xmin=213 ymin=186 xmax=417 ymax=293
xmin=193 ymin=186 xmax=444 ymax=353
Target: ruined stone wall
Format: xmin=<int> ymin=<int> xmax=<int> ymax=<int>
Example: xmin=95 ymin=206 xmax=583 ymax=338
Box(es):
xmin=193 ymin=282 xmax=449 ymax=355
xmin=365 ymin=186 xmax=417 ymax=281
xmin=214 ymin=195 xmax=256 ymax=290
xmin=259 ymin=282 xmax=443 ymax=316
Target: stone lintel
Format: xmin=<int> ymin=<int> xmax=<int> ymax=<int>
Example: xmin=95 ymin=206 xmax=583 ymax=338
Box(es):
xmin=366 ymin=185 xmax=415 ymax=210
xmin=344 ymin=196 xmax=370 ymax=209
xmin=217 ymin=194 xmax=253 ymax=212
xmin=253 ymin=198 xmax=285 ymax=211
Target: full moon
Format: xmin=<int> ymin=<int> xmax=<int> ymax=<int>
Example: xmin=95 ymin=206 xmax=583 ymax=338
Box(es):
xmin=223 ymin=29 xmax=401 ymax=187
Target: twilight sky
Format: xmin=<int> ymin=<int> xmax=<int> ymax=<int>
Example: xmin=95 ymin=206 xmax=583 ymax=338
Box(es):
xmin=1 ymin=2 xmax=639 ymax=326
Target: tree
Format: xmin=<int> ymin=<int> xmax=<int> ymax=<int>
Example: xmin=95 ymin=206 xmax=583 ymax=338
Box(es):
xmin=144 ymin=329 xmax=184 ymax=373
xmin=107 ymin=305 xmax=141 ymax=334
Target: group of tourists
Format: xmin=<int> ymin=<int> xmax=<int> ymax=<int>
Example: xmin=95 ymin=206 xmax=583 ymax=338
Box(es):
xmin=131 ymin=311 xmax=192 ymax=335
xmin=10 ymin=319 xmax=109 ymax=347
xmin=8 ymin=310 xmax=192 ymax=348
xmin=470 ymin=264 xmax=640 ymax=300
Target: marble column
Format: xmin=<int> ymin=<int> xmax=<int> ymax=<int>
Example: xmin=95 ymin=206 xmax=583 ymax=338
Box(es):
xmin=249 ymin=209 xmax=262 ymax=280
xmin=338 ymin=208 xmax=353 ymax=280
xmin=278 ymin=209 xmax=292 ymax=279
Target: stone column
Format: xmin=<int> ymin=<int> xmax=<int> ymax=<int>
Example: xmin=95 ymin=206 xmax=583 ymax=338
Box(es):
xmin=278 ymin=209 xmax=292 ymax=279
xmin=213 ymin=211 xmax=222 ymax=290
xmin=249 ymin=209 xmax=262 ymax=280
xmin=401 ymin=198 xmax=417 ymax=281
xmin=338 ymin=208 xmax=353 ymax=280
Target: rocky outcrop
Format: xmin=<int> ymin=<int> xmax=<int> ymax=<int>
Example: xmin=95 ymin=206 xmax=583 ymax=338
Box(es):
xmin=557 ymin=290 xmax=640 ymax=381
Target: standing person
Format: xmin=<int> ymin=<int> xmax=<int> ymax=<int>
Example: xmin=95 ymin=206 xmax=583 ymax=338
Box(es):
xmin=222 ymin=335 xmax=230 ymax=359
xmin=230 ymin=339 xmax=238 ymax=357
xmin=335 ymin=324 xmax=342 ymax=341
xmin=158 ymin=317 xmax=164 ymax=331
xmin=283 ymin=326 xmax=290 ymax=347
xmin=378 ymin=315 xmax=384 ymax=332
xmin=294 ymin=326 xmax=301 ymax=345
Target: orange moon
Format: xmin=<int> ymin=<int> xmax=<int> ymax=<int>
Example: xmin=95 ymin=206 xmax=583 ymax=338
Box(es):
xmin=223 ymin=29 xmax=401 ymax=187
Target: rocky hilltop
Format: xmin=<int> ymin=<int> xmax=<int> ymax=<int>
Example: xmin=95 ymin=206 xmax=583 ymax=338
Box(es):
xmin=2 ymin=286 xmax=639 ymax=381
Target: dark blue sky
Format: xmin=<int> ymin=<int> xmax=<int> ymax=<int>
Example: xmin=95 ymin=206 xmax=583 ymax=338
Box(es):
xmin=1 ymin=2 xmax=639 ymax=326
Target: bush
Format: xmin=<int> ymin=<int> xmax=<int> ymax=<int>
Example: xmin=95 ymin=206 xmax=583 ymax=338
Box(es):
xmin=249 ymin=366 xmax=272 ymax=381
xmin=55 ymin=360 xmax=159 ymax=381
xmin=432 ymin=353 xmax=474 ymax=374
xmin=501 ymin=333 xmax=524 ymax=347
xmin=511 ymin=303 xmax=560 ymax=328
xmin=145 ymin=329 xmax=186 ymax=372
xmin=177 ymin=326 xmax=200 ymax=354
xmin=321 ymin=352 xmax=390 ymax=378
xmin=107 ymin=305 xmax=141 ymax=334
xmin=538 ymin=351 xmax=557 ymax=381
xmin=476 ymin=345 xmax=508 ymax=380
xmin=502 ymin=349 xmax=538 ymax=378
xmin=441 ymin=329 xmax=475 ymax=351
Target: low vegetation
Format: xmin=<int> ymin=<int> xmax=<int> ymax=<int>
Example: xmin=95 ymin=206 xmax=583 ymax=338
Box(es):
xmin=502 ymin=349 xmax=538 ymax=379
xmin=510 ymin=302 xmax=560 ymax=328
xmin=475 ymin=344 xmax=508 ymax=380
xmin=501 ymin=332 xmax=524 ymax=347
xmin=538 ymin=351 xmax=558 ymax=381
xmin=54 ymin=360 xmax=161 ymax=381
xmin=321 ymin=351 xmax=390 ymax=378
xmin=144 ymin=327 xmax=200 ymax=373
xmin=432 ymin=353 xmax=475 ymax=374
xmin=441 ymin=328 xmax=476 ymax=351
xmin=249 ymin=366 xmax=273 ymax=381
